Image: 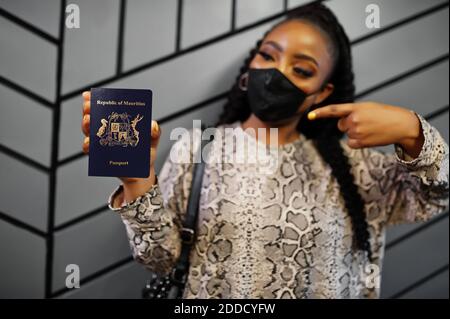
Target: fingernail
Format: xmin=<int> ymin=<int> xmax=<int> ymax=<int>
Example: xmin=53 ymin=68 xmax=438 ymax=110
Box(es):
xmin=84 ymin=136 xmax=89 ymax=144
xmin=307 ymin=112 xmax=316 ymax=120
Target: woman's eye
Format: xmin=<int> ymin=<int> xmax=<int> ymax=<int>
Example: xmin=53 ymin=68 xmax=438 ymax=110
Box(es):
xmin=293 ymin=67 xmax=314 ymax=78
xmin=257 ymin=51 xmax=274 ymax=61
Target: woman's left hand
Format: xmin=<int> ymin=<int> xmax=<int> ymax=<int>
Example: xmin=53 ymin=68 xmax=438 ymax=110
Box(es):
xmin=307 ymin=101 xmax=425 ymax=158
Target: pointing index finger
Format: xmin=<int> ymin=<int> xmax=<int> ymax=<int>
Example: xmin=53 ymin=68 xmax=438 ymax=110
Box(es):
xmin=308 ymin=103 xmax=354 ymax=120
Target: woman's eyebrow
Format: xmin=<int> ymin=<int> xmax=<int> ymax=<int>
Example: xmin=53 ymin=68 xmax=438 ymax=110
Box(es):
xmin=293 ymin=53 xmax=319 ymax=67
xmin=263 ymin=40 xmax=284 ymax=52
xmin=263 ymin=40 xmax=319 ymax=67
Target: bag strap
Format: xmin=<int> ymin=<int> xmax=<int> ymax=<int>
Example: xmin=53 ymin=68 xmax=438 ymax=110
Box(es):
xmin=169 ymin=128 xmax=212 ymax=289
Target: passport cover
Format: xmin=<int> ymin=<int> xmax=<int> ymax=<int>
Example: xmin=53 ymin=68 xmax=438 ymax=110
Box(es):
xmin=88 ymin=88 xmax=152 ymax=177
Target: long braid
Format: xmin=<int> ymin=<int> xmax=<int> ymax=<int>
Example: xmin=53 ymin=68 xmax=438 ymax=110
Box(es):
xmin=216 ymin=2 xmax=373 ymax=261
xmin=292 ymin=3 xmax=373 ymax=261
xmin=315 ymin=134 xmax=373 ymax=261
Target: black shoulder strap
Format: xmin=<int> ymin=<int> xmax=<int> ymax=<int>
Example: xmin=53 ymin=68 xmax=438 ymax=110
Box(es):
xmin=170 ymin=129 xmax=212 ymax=288
xmin=182 ymin=135 xmax=209 ymax=237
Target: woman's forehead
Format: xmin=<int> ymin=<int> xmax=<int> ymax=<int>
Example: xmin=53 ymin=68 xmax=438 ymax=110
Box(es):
xmin=263 ymin=20 xmax=333 ymax=64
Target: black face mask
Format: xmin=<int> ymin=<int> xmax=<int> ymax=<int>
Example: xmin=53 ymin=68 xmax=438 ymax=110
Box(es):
xmin=246 ymin=68 xmax=320 ymax=123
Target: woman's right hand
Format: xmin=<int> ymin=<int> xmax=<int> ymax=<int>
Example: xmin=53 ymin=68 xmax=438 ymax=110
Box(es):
xmin=81 ymin=91 xmax=162 ymax=205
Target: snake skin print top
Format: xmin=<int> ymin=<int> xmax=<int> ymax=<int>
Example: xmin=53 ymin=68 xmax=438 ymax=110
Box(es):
xmin=108 ymin=112 xmax=449 ymax=299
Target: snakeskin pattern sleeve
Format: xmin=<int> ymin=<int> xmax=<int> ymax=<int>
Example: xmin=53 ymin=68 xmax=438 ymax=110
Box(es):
xmin=344 ymin=112 xmax=449 ymax=226
xmin=387 ymin=112 xmax=449 ymax=224
xmin=108 ymin=132 xmax=196 ymax=276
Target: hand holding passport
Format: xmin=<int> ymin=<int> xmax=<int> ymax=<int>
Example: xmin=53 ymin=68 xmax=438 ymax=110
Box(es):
xmin=81 ymin=88 xmax=160 ymax=185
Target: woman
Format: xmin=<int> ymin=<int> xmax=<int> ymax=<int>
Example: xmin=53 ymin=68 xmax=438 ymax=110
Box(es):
xmin=81 ymin=3 xmax=448 ymax=298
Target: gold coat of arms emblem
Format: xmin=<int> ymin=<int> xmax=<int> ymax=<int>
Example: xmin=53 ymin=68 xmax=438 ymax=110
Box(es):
xmin=96 ymin=112 xmax=143 ymax=147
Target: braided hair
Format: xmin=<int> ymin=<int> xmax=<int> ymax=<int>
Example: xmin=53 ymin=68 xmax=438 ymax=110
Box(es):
xmin=216 ymin=2 xmax=373 ymax=261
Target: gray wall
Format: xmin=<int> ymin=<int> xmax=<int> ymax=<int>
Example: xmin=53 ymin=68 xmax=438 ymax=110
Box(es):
xmin=0 ymin=0 xmax=448 ymax=299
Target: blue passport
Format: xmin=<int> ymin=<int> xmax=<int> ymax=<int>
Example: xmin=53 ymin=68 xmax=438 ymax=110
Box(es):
xmin=88 ymin=88 xmax=152 ymax=177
